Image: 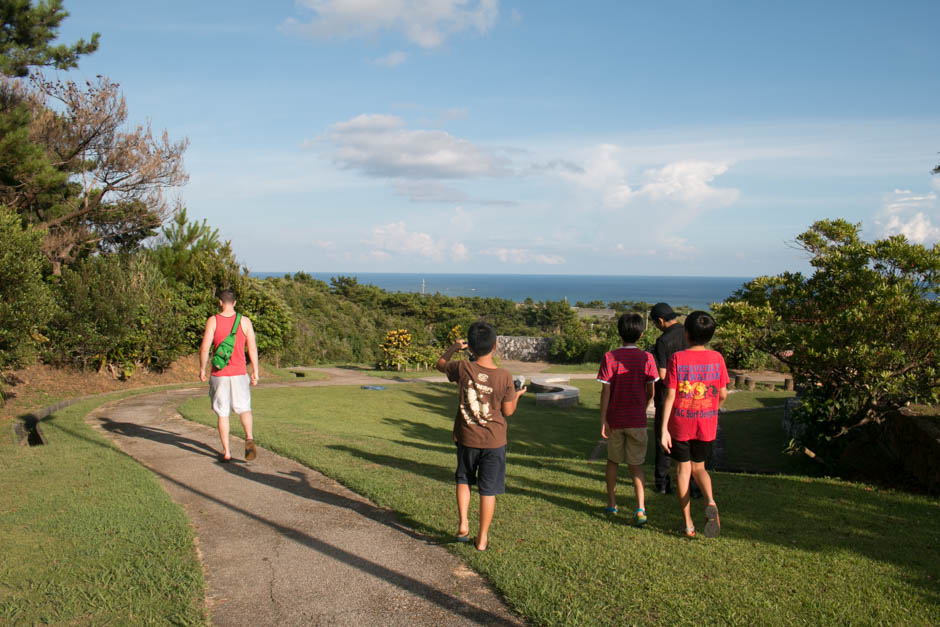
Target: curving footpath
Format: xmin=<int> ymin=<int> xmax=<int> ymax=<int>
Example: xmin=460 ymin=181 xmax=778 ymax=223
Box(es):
xmin=85 ymin=370 xmax=523 ymax=626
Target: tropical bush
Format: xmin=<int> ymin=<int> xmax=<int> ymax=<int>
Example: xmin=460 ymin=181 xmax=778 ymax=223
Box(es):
xmin=712 ymin=219 xmax=940 ymax=463
xmin=0 ymin=208 xmax=54 ymax=373
xmin=47 ymin=253 xmax=187 ymax=375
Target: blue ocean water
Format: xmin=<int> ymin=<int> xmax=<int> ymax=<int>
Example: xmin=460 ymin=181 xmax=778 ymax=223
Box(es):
xmin=253 ymin=272 xmax=751 ymax=310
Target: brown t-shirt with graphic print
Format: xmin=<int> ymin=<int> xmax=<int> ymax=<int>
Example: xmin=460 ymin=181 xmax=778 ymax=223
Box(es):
xmin=444 ymin=359 xmax=516 ymax=449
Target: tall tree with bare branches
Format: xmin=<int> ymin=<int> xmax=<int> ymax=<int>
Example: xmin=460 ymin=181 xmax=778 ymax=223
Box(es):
xmin=0 ymin=75 xmax=188 ymax=272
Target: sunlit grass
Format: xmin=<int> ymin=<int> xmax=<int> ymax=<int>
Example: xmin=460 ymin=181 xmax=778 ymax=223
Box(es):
xmin=180 ymin=381 xmax=940 ymax=625
xmin=0 ymin=392 xmax=206 ymax=624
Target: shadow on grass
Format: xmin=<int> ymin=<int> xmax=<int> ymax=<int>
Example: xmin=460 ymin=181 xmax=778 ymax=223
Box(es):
xmin=328 ymin=443 xmax=605 ymax=518
xmin=398 ymin=386 xmax=600 ymax=460
xmin=383 ymin=416 xmax=452 ymax=444
xmin=708 ymin=472 xmax=940 ymax=603
xmin=386 ymin=432 xmax=603 ymax=484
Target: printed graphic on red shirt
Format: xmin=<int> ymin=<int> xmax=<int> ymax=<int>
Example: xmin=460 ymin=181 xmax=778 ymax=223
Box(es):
xmin=667 ymin=350 xmax=728 ymax=442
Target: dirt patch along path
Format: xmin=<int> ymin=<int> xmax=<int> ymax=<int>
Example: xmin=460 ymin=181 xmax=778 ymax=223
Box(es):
xmin=86 ymin=388 xmax=520 ymax=626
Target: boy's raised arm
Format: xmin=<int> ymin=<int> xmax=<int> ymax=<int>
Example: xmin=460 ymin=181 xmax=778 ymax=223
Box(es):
xmin=436 ymin=340 xmax=468 ymax=373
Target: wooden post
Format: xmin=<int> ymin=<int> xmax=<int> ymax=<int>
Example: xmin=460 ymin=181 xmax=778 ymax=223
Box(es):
xmin=745 ymin=377 xmax=756 ymax=391
xmin=734 ymin=374 xmax=746 ymax=389
xmin=784 ymin=377 xmax=794 ymax=391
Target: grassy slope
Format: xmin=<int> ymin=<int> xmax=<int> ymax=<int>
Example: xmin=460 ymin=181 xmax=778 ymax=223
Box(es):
xmin=179 ymin=380 xmax=940 ymax=625
xmin=0 ymin=392 xmax=206 ymax=625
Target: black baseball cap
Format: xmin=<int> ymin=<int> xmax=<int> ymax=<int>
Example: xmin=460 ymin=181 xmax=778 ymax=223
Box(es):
xmin=650 ymin=302 xmax=677 ymax=321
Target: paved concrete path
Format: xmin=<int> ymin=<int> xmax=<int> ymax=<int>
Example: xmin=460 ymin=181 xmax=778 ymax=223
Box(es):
xmin=86 ymin=373 xmax=523 ymax=626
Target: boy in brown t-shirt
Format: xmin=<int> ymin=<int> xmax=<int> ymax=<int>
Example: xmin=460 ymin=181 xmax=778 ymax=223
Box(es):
xmin=437 ymin=321 xmax=526 ymax=551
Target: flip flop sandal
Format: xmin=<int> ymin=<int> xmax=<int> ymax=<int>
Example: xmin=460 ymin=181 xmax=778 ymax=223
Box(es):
xmin=680 ymin=526 xmax=696 ymax=538
xmin=245 ymin=439 xmax=257 ymax=461
xmin=633 ymin=508 xmax=648 ymax=527
xmin=604 ymin=506 xmax=618 ymax=514
xmin=456 ymin=533 xmax=471 ymax=543
xmin=704 ymin=503 xmax=721 ymax=538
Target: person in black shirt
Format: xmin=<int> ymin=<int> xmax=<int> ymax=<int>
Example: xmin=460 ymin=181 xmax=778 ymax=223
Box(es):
xmin=650 ymin=303 xmax=688 ymax=494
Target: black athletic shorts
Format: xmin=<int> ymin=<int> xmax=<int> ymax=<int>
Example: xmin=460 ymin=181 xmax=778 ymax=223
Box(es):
xmin=455 ymin=443 xmax=506 ymax=496
xmin=669 ymin=439 xmax=712 ymax=463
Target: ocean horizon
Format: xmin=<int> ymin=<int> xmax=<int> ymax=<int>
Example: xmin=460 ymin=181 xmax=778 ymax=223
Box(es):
xmin=252 ymin=272 xmax=752 ymax=310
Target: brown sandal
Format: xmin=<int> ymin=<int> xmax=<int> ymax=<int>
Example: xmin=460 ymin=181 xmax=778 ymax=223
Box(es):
xmin=245 ymin=439 xmax=257 ymax=461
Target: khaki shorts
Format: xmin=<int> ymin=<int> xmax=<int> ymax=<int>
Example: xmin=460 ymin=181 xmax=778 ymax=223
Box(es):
xmin=607 ymin=427 xmax=648 ymax=466
xmin=209 ymin=374 xmax=251 ymax=417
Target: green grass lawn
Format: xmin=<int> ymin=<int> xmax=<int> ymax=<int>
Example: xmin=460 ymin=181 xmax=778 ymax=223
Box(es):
xmin=0 ymin=392 xmax=206 ymax=625
xmin=178 ymin=380 xmax=940 ymax=625
xmin=723 ymin=388 xmax=794 ymax=411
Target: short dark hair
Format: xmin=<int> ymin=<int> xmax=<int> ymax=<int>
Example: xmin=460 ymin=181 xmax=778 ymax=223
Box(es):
xmin=684 ymin=310 xmax=717 ymax=345
xmin=617 ymin=313 xmax=644 ymax=344
xmin=467 ymin=321 xmax=497 ymax=357
xmin=218 ymin=289 xmax=236 ymax=304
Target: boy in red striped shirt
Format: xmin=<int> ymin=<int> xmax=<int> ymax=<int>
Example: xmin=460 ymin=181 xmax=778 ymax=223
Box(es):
xmin=596 ymin=313 xmax=659 ymax=526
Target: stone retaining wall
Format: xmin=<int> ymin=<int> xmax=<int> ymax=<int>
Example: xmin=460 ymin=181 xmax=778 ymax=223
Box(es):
xmin=884 ymin=409 xmax=940 ymax=494
xmin=788 ymin=399 xmax=939 ymax=493
xmin=497 ymin=336 xmax=552 ymax=362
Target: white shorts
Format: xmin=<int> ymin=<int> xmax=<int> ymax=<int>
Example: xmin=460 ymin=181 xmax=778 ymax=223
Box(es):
xmin=209 ymin=374 xmax=251 ymax=417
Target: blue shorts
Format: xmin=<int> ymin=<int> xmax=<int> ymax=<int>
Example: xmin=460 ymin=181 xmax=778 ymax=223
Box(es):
xmin=455 ymin=443 xmax=506 ymax=496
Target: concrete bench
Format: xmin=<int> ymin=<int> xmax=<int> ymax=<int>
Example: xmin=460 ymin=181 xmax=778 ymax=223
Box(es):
xmin=528 ymin=375 xmax=580 ymax=408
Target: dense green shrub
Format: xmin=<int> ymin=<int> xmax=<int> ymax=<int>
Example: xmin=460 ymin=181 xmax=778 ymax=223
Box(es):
xmin=47 ymin=253 xmax=186 ymax=375
xmin=0 ymin=208 xmax=54 ymax=372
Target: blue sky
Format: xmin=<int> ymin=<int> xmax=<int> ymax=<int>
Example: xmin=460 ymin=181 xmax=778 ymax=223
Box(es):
xmin=57 ymin=0 xmax=940 ymax=276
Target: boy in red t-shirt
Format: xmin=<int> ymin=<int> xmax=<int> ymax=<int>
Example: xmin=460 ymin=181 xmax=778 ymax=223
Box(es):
xmin=660 ymin=311 xmax=729 ymax=538
xmin=597 ymin=313 xmax=659 ymax=526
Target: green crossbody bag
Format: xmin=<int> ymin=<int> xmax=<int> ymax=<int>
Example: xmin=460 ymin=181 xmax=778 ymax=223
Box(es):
xmin=211 ymin=313 xmax=242 ymax=370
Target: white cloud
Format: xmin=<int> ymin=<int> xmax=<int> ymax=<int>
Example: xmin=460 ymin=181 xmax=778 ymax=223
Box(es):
xmin=373 ymin=50 xmax=408 ymax=67
xmin=875 ymin=188 xmax=940 ymax=244
xmin=324 ymin=113 xmax=512 ymax=179
xmin=365 ymin=221 xmax=468 ymax=261
xmin=480 ymin=247 xmax=565 ymax=265
xmin=559 ymin=144 xmax=738 ymax=211
xmin=314 ymin=239 xmax=335 ymax=249
xmin=636 ymin=161 xmax=739 ymax=208
xmin=282 ymin=0 xmax=500 ymax=48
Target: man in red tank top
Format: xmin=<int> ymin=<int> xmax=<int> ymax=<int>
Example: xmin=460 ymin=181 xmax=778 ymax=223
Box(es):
xmin=199 ymin=289 xmax=260 ymax=462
